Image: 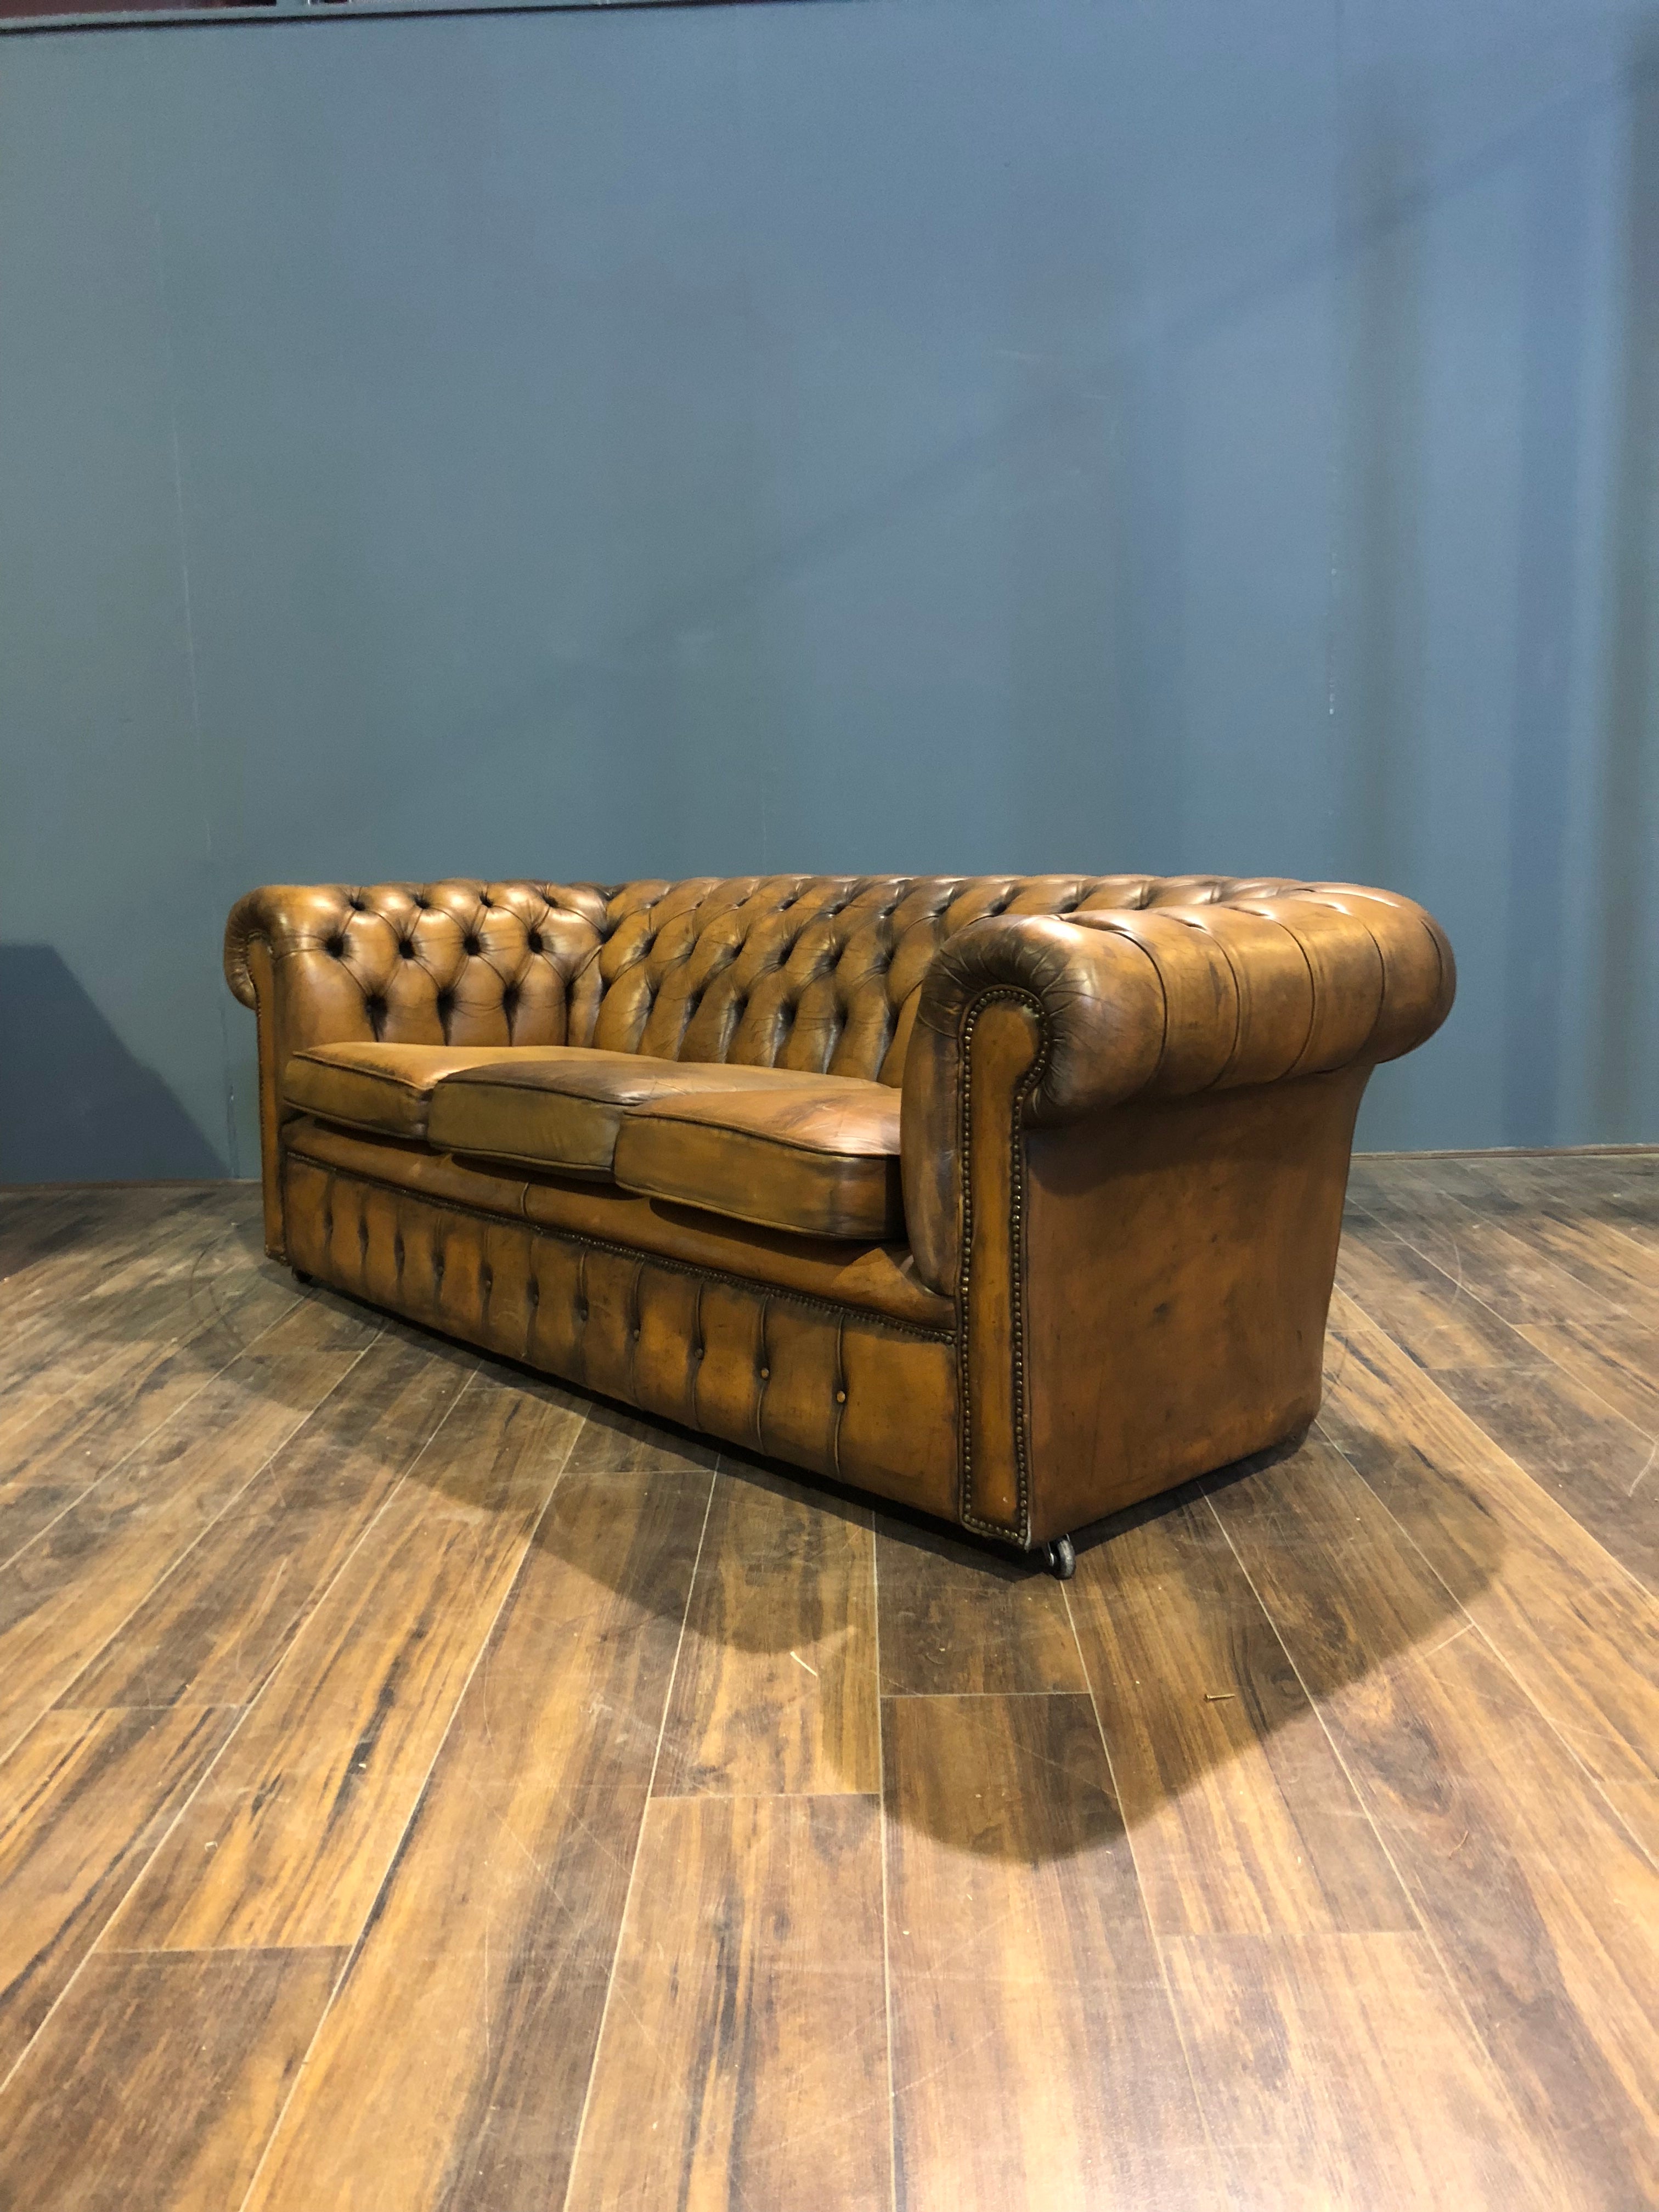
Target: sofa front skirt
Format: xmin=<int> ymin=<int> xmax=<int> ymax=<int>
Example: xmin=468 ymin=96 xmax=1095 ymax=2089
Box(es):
xmin=282 ymin=1153 xmax=962 ymax=1527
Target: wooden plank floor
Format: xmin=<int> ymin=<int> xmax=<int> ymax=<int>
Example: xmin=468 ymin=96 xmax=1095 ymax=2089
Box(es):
xmin=0 ymin=1156 xmax=1654 ymax=2210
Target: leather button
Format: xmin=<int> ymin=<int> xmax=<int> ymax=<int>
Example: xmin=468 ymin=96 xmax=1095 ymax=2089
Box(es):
xmin=835 ymin=1389 xmax=847 ymax=1404
xmin=759 ymin=1366 xmax=770 ymax=1380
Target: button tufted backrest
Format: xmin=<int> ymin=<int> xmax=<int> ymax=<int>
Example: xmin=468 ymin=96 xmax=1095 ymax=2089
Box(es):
xmin=225 ymin=880 xmax=611 ymax=1056
xmin=225 ymin=872 xmax=1318 ymax=1080
xmin=567 ymin=872 xmax=1317 ymax=1081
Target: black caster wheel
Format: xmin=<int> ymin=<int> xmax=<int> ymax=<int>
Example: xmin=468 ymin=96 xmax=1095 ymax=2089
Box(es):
xmin=1043 ymin=1535 xmax=1076 ymax=1581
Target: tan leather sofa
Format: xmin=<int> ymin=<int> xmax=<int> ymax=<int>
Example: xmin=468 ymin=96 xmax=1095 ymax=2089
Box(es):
xmin=224 ymin=874 xmax=1453 ymax=1574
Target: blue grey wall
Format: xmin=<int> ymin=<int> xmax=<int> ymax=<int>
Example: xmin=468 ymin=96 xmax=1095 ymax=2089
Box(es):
xmin=2 ymin=0 xmax=1656 ymax=1180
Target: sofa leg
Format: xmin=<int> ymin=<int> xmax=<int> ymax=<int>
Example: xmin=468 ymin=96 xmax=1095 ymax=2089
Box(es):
xmin=292 ymin=1267 xmax=314 ymax=1287
xmin=1043 ymin=1536 xmax=1076 ymax=1581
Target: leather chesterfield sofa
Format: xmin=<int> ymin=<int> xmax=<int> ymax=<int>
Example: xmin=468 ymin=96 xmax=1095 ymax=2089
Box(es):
xmin=224 ymin=873 xmax=1453 ymax=1573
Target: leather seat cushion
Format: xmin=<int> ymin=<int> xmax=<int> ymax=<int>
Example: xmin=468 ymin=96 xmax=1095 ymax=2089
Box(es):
xmin=613 ymin=1080 xmax=903 ymax=1242
xmin=283 ymin=1042 xmax=544 ymax=1140
xmin=426 ymin=1052 xmax=828 ymax=1180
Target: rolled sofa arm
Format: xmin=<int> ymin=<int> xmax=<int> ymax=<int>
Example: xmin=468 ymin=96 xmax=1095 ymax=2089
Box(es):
xmin=900 ymin=885 xmax=1454 ymax=1295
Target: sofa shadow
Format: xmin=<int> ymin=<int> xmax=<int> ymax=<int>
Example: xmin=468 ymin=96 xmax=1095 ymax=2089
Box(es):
xmin=391 ymin=1327 xmax=1492 ymax=1869
xmin=0 ymin=946 xmax=227 ymax=1183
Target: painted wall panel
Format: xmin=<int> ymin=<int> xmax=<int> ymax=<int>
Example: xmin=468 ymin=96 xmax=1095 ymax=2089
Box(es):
xmin=1 ymin=0 xmax=1654 ymax=1176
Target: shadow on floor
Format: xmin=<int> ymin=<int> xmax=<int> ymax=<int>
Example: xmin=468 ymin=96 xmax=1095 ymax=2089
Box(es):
xmin=0 ymin=945 xmax=227 ymax=1183
xmin=396 ymin=1356 xmax=1492 ymax=1866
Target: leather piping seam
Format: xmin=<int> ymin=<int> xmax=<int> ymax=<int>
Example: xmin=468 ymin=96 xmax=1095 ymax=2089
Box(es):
xmin=955 ymin=984 xmax=1048 ymax=1547
xmin=619 ymin=1110 xmax=895 ymax=1161
xmin=285 ymin=1099 xmax=431 ymax=1141
xmin=281 ymin=1147 xmax=955 ymax=1342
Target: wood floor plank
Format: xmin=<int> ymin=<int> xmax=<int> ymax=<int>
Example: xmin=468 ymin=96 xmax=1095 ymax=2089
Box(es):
xmin=1515 ymin=1312 xmax=1659 ymax=1438
xmin=1067 ymin=1490 xmax=1413 ymax=1935
xmin=0 ymin=1190 xmax=83 ymax=1283
xmin=1436 ymin=1155 xmax=1659 ymax=1293
xmin=1350 ymin=1161 xmax=1646 ymax=1329
xmin=0 ymin=1265 xmax=309 ymax=1505
xmin=1322 ymin=1291 xmax=1659 ymax=1858
xmin=0 ymin=1165 xmax=1649 ymax=2205
xmin=1334 ymin=1224 xmax=1542 ymax=1373
xmin=108 ymin=1367 xmax=584 ymax=1952
xmin=55 ymin=1331 xmax=476 ymax=1711
xmin=883 ymin=1691 xmax=1218 ymax=2212
xmin=240 ymin=1462 xmax=711 ymax=2212
xmin=0 ymin=1945 xmax=343 ymax=2211
xmin=876 ymin=1519 xmax=1087 ymax=1696
xmin=0 ymin=1705 xmax=236 ymax=2079
xmin=1438 ymin=1358 xmax=1659 ymax=1589
xmin=565 ymin=1795 xmax=889 ymax=2212
xmin=1551 ymin=1154 xmax=1659 ymax=1251
xmin=1163 ymin=1932 xmax=1563 ymax=2209
xmin=1337 ymin=1228 xmax=1659 ymax=1586
xmin=0 ymin=1188 xmax=245 ymax=1353
xmin=0 ymin=1215 xmax=242 ymax=1401
xmin=564 ymin=1399 xmax=720 ymax=1473
xmin=1209 ymin=1437 xmax=1659 ymax=2209
xmin=655 ymin=1464 xmax=878 ymax=1797
xmin=0 ymin=1186 xmax=187 ymax=1305
xmin=0 ymin=1304 xmax=368 ymax=1764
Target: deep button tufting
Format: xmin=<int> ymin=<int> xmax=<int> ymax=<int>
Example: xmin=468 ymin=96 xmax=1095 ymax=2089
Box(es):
xmin=759 ymin=1364 xmax=770 ymax=1380
xmin=836 ymin=1389 xmax=847 ymax=1403
xmin=527 ymin=1276 xmax=539 ymax=1307
xmin=229 ymin=870 xmax=1408 ymax=1198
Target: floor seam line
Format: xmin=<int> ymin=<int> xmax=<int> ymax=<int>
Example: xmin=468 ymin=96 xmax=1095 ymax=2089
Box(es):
xmin=227 ymin=1361 xmax=562 ymax=2212
xmin=557 ymin=1461 xmax=718 ymax=2212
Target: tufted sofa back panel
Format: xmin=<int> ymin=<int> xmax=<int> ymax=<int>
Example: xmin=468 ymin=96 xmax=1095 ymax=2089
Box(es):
xmin=228 ymin=873 xmax=1316 ymax=1083
xmin=587 ymin=872 xmax=1316 ymax=1081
